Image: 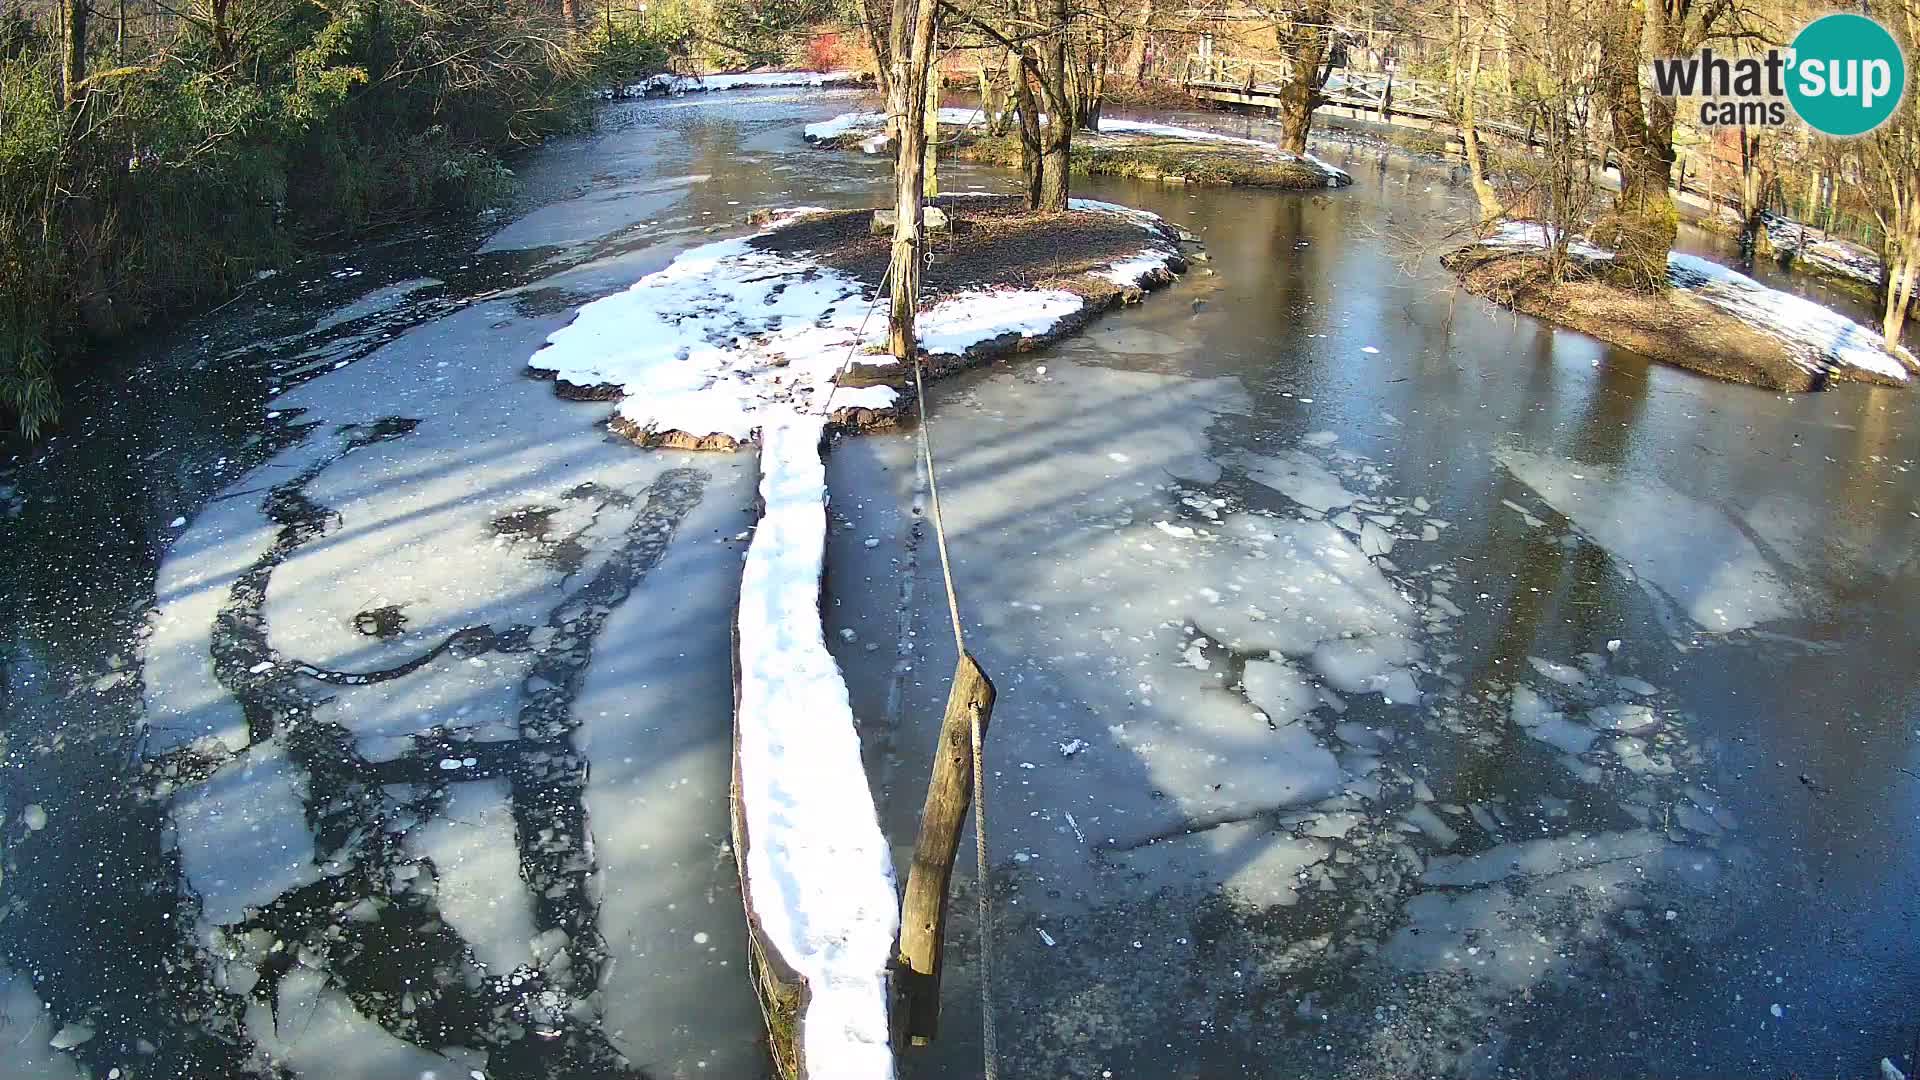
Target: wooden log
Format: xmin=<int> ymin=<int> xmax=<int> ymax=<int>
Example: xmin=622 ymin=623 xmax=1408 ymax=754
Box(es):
xmin=895 ymin=651 xmax=996 ymax=1045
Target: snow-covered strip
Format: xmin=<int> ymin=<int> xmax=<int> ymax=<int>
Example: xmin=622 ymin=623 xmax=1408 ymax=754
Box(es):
xmin=736 ymin=416 xmax=898 ymax=1080
xmin=1068 ymin=197 xmax=1168 ymax=234
xmin=1484 ymin=219 xmax=1619 ymax=263
xmin=1303 ymin=151 xmax=1353 ymax=187
xmin=626 ymin=70 xmax=859 ymax=96
xmin=1482 ymin=220 xmax=1912 ymax=381
xmin=1097 ymin=248 xmax=1183 ymax=288
xmin=804 ymin=107 xmax=986 ymax=141
xmin=1094 ymin=117 xmax=1273 ymax=148
xmin=804 ymin=110 xmax=1348 ymax=182
xmin=1668 ymin=253 xmax=1910 ymax=381
xmin=918 ymin=289 xmax=1086 ymax=355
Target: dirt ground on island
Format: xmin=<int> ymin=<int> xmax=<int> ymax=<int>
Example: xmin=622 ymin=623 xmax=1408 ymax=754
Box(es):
xmin=751 ymin=196 xmax=1177 ymax=300
xmin=1442 ymin=245 xmax=1904 ymax=392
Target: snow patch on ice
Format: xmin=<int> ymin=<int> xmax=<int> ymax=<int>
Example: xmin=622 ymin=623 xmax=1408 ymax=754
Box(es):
xmin=0 ymin=968 xmax=83 ymax=1078
xmin=1240 ymin=449 xmax=1359 ymax=513
xmin=1495 ymin=446 xmax=1795 ymax=632
xmin=168 ymin=740 xmax=318 ymax=929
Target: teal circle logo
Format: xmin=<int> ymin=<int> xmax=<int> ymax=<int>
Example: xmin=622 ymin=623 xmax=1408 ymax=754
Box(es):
xmin=1787 ymin=14 xmax=1907 ymax=137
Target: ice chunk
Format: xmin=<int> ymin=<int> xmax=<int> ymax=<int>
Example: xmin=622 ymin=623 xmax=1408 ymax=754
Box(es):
xmin=0 ymin=969 xmax=82 ymax=1078
xmin=1527 ymin=715 xmax=1599 ymax=755
xmin=1402 ymin=804 xmax=1460 ymax=846
xmin=168 ymin=741 xmax=317 ymax=928
xmin=1242 ymin=657 xmax=1317 ymax=726
xmin=1587 ymin=703 xmax=1660 ymax=733
xmin=1239 ymin=450 xmax=1358 ymax=513
xmin=403 ymin=779 xmax=536 ymax=976
xmin=1527 ymin=656 xmax=1586 ymax=685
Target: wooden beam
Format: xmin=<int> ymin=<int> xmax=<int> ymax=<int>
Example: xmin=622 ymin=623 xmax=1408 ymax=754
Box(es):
xmin=894 ymin=651 xmax=995 ymax=1045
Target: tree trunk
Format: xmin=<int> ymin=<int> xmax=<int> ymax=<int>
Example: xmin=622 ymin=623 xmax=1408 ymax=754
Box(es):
xmin=1460 ymin=19 xmax=1502 ymax=227
xmin=863 ymin=0 xmax=895 ymax=114
xmin=1274 ymin=6 xmax=1329 ymax=156
xmin=1008 ymin=46 xmax=1043 ymax=208
xmin=886 ymin=0 xmax=940 ymax=361
xmin=1124 ymin=0 xmax=1153 ymax=83
xmin=1882 ymin=251 xmax=1913 ymax=346
xmin=1032 ymin=0 xmax=1072 ymax=211
xmin=1595 ymin=0 xmax=1676 ymax=289
xmin=62 ymin=0 xmax=87 ymax=107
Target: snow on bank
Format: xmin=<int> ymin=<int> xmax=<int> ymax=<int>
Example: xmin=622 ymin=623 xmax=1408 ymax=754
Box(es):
xmin=736 ymin=416 xmax=899 ymax=1080
xmin=1484 ymin=220 xmax=1913 ymax=382
xmin=1667 ymin=253 xmax=1910 ymax=381
xmin=612 ymin=70 xmax=859 ymax=98
xmin=804 ymin=110 xmax=1351 ymax=185
xmin=803 ymin=107 xmax=986 ymax=142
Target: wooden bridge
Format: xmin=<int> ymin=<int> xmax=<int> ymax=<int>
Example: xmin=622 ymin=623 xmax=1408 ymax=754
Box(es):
xmin=1178 ymin=53 xmax=1751 ymax=210
xmin=1180 ymin=53 xmax=1537 ymax=142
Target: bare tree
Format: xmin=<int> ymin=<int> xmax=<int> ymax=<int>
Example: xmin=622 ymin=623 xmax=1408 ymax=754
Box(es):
xmin=886 ymin=0 xmax=942 ymax=359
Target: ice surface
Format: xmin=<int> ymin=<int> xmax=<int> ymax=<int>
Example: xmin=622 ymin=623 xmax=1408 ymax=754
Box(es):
xmin=1117 ymin=821 xmax=1330 ymax=906
xmin=0 ymin=968 xmax=82 ymax=1079
xmin=168 ymin=740 xmax=318 ymax=929
xmin=1422 ymin=829 xmax=1666 ymax=887
xmin=637 ymin=70 xmax=858 ymax=96
xmin=1495 ymin=447 xmax=1794 ymax=632
xmin=404 ymin=779 xmax=536 ymax=975
xmin=575 ymin=462 xmax=767 ymax=1076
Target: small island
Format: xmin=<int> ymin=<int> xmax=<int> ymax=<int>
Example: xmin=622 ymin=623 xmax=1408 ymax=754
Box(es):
xmin=806 ymin=109 xmax=1353 ymax=190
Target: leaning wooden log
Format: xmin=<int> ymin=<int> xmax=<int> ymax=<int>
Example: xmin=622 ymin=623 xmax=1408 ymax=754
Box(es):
xmin=895 ymin=652 xmax=995 ymax=1044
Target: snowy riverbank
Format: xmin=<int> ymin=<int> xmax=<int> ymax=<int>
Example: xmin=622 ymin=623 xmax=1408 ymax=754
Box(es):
xmin=600 ymin=69 xmax=863 ymax=100
xmin=805 ymin=108 xmax=1354 ymax=189
xmin=1446 ymin=221 xmax=1917 ymax=391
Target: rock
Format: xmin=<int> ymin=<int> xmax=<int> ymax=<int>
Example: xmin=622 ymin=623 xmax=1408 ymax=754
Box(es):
xmin=49 ymin=1023 xmax=94 ymax=1050
xmin=21 ymin=804 xmax=46 ymax=831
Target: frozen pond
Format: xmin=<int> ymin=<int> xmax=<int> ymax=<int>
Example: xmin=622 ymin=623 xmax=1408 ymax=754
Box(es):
xmin=2 ymin=88 xmax=1919 ymax=1080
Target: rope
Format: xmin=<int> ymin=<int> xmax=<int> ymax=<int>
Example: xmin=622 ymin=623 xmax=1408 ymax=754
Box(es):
xmin=909 ymin=317 xmax=995 ymax=1080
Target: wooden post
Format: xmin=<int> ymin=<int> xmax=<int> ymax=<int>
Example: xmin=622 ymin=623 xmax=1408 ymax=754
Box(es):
xmin=895 ymin=651 xmax=995 ymax=1044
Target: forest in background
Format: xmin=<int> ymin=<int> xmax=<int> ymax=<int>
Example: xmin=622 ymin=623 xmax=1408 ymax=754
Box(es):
xmin=4 ymin=0 xmax=1915 ymax=438
xmin=0 ymin=0 xmax=851 ymax=438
